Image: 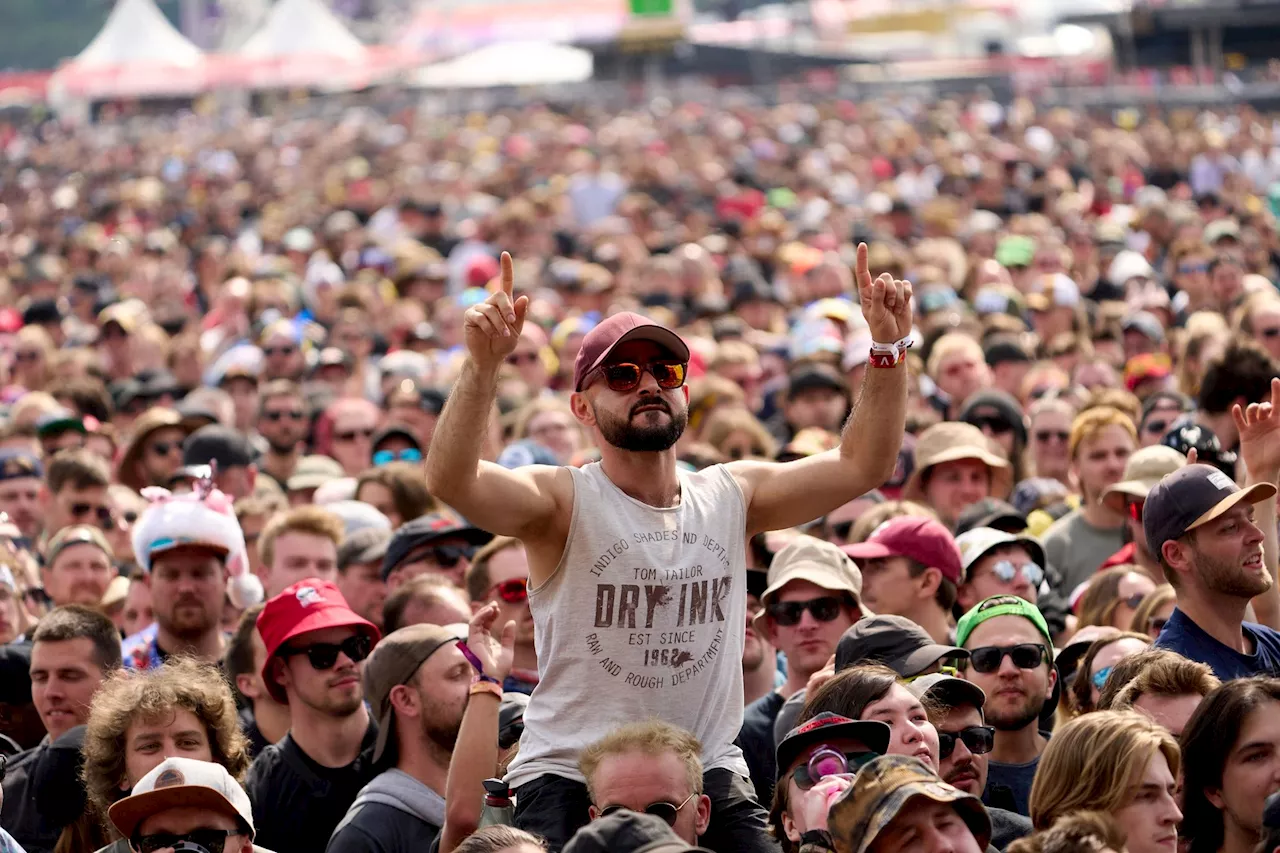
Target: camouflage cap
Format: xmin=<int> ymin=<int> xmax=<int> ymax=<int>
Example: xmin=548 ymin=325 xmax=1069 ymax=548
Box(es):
xmin=828 ymin=755 xmax=991 ymax=853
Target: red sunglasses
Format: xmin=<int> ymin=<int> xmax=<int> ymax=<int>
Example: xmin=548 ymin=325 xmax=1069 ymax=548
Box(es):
xmin=489 ymin=578 xmax=529 ymax=604
xmin=596 ymin=362 xmax=687 ymax=393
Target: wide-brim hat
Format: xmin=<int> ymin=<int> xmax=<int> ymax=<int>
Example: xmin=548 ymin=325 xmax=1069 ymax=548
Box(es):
xmin=903 ymin=421 xmax=1012 ymax=501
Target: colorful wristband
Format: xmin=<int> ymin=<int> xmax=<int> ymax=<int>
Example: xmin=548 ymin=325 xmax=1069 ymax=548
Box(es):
xmin=469 ymin=679 xmax=504 ymax=699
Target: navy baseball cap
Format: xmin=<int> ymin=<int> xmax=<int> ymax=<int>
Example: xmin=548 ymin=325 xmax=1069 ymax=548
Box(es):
xmin=1144 ymin=464 xmax=1276 ymax=565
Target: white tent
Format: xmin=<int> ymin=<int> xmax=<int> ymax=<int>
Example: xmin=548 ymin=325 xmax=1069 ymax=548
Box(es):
xmin=240 ymin=0 xmax=367 ymax=60
xmin=49 ymin=0 xmax=206 ymax=100
xmin=413 ymin=42 xmax=593 ymax=88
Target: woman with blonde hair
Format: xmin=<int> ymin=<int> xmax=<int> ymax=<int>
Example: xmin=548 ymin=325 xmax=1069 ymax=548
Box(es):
xmin=1130 ymin=585 xmax=1176 ymax=640
xmin=10 ymin=326 xmax=54 ymax=392
xmin=510 ymin=396 xmax=587 ymax=465
xmin=702 ymin=407 xmax=777 ymax=461
xmin=1030 ymin=711 xmax=1180 ymax=853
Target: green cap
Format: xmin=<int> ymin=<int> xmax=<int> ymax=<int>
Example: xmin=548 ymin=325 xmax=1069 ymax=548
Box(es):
xmin=954 ymin=595 xmax=1054 ymax=660
xmin=994 ymin=236 xmax=1035 ymax=269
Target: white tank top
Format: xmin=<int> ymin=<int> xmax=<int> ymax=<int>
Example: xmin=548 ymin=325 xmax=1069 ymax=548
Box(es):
xmin=506 ymin=462 xmax=750 ymax=787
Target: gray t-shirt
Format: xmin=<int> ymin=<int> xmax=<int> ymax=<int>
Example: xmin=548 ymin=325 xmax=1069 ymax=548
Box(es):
xmin=1040 ymin=509 xmax=1124 ymax=595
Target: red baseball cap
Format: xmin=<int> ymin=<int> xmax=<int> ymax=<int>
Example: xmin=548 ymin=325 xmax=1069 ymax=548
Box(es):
xmin=842 ymin=516 xmax=965 ymax=584
xmin=572 ymin=312 xmax=690 ymax=392
xmin=256 ymin=578 xmax=381 ymax=703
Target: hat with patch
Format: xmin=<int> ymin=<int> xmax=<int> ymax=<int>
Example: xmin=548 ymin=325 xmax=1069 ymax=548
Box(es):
xmin=1144 ymin=463 xmax=1277 ymax=568
xmin=775 ymin=712 xmax=890 ymax=779
xmin=828 ymin=755 xmax=991 ymax=853
xmin=108 ymin=757 xmax=255 ymax=842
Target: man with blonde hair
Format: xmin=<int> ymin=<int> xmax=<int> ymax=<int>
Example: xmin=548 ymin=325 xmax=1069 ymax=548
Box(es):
xmin=1041 ymin=407 xmax=1137 ymax=594
xmin=579 ymin=720 xmax=713 ymax=847
xmin=258 ymin=505 xmax=343 ymax=597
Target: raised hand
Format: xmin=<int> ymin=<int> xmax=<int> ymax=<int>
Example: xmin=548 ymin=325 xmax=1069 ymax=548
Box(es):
xmin=855 ymin=242 xmax=913 ymax=344
xmin=466 ymin=601 xmax=516 ymax=684
xmin=793 ymin=774 xmax=855 ymax=835
xmin=462 ymin=251 xmax=530 ymax=371
xmin=1235 ymin=377 xmax=1280 ymax=480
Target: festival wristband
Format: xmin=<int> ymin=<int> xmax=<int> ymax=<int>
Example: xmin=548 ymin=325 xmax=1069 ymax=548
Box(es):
xmin=469 ymin=679 xmax=504 ymax=699
xmin=457 ymin=640 xmax=489 ymax=676
xmin=868 ymin=348 xmax=904 ymax=368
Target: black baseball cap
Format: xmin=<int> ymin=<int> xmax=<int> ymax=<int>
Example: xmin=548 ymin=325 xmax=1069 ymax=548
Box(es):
xmin=1144 ymin=464 xmax=1276 ymax=566
xmin=562 ymin=810 xmax=713 ymax=853
xmin=983 ymin=339 xmax=1032 ymax=367
xmin=381 ymin=512 xmax=493 ymax=580
xmin=787 ymin=364 xmax=847 ymax=399
xmin=955 ymin=498 xmax=1026 ymax=536
xmin=835 ymin=615 xmax=967 ymax=676
xmin=0 ymin=643 xmax=32 ymax=704
xmin=775 ymin=712 xmax=890 ymax=778
xmin=183 ymin=425 xmax=256 ymax=469
xmin=338 ymin=527 xmax=392 ymax=571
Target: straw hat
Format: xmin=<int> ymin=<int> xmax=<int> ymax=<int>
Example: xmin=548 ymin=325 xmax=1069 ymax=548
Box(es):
xmin=903 ymin=421 xmax=1013 ymax=500
xmin=117 ymin=408 xmax=187 ymax=493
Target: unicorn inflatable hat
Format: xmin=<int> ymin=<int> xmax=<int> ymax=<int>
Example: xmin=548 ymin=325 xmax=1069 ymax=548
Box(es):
xmin=131 ymin=466 xmax=263 ymax=609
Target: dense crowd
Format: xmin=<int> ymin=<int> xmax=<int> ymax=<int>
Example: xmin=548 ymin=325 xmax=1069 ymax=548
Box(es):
xmin=0 ymin=92 xmax=1278 ymax=853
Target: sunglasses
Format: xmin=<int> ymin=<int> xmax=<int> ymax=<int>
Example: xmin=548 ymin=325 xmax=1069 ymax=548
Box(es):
xmin=968 ymin=415 xmax=1013 ymax=435
xmin=1122 ymin=592 xmax=1148 ymax=610
xmin=967 ymin=643 xmax=1048 ymax=674
xmin=938 ymin=725 xmax=995 ymax=760
xmin=373 ymin=448 xmax=423 ymax=466
xmin=1261 ymin=327 xmax=1280 ymax=339
xmin=767 ymin=596 xmax=850 ymax=627
xmin=792 ymin=747 xmax=879 ymax=790
xmin=595 ymin=361 xmax=687 ymax=393
xmin=423 ymin=544 xmax=477 ymax=569
xmin=282 ymin=634 xmax=373 ymax=670
xmin=600 ymin=791 xmax=697 ymax=826
xmin=72 ymin=503 xmax=116 ymax=530
xmin=828 ymin=520 xmax=854 ymax=540
xmin=506 ymin=351 xmax=540 ymax=365
xmin=1034 ymin=429 xmax=1069 ymax=443
xmin=263 ymin=346 xmax=297 ymax=357
xmin=12 ymin=352 xmax=40 ymax=363
xmin=264 ymin=409 xmax=305 ymax=422
xmin=1092 ymin=665 xmax=1113 ymax=692
xmin=1149 ymin=616 xmax=1169 ymax=634
xmin=988 ymin=560 xmax=1045 ymax=587
xmin=488 ymin=577 xmax=529 ymax=604
xmin=335 ymin=428 xmax=375 ymax=443
xmin=148 ymin=441 xmax=180 ymax=457
xmin=134 ymin=830 xmax=242 ymax=853
xmin=1177 ymin=262 xmax=1208 ymax=275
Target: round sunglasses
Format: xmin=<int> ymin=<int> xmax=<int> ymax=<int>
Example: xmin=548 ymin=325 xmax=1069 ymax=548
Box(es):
xmin=988 ymin=560 xmax=1045 ymax=587
xmin=594 ymin=361 xmax=687 ymax=393
xmin=487 ymin=578 xmax=528 ymax=604
xmin=599 ymin=791 xmax=697 ymax=826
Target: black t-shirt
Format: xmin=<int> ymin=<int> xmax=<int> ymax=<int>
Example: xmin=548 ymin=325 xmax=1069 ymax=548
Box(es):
xmin=736 ymin=691 xmax=786 ymax=807
xmin=239 ymin=707 xmax=273 ymax=760
xmin=244 ymin=720 xmax=380 ymax=852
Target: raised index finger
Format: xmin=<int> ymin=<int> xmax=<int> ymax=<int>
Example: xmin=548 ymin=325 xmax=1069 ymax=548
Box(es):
xmin=855 ymin=242 xmax=872 ymax=292
xmin=500 ymin=251 xmax=514 ymax=300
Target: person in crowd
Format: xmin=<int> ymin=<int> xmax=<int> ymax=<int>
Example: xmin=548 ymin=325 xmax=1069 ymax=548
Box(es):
xmin=766 ymin=712 xmax=890 ymax=853
xmin=955 ymin=595 xmax=1057 ymax=816
xmin=465 ymin=536 xmax=538 ymax=694
xmin=1131 ymin=586 xmax=1177 ymax=639
xmin=955 ymin=528 xmax=1046 ymax=610
xmin=235 ymin=494 xmax=286 ymax=582
xmin=1102 ymin=649 xmax=1220 ymax=736
xmin=336 ymin=527 xmax=392 ymax=631
xmin=578 ymin=720 xmax=713 ymax=847
xmin=1182 ymin=677 xmax=1280 ymax=853
xmin=245 ymin=578 xmax=382 ymax=852
xmin=739 ymin=535 xmax=865 ymax=803
xmin=742 ymin=576 xmax=777 ymax=708
xmin=0 ymin=643 xmax=42 ymax=753
xmin=353 ymin=464 xmax=437 ymax=530
xmin=902 ymin=421 xmax=1013 ymax=530
xmin=325 ymin=398 xmax=381 ymax=476
xmin=454 ymin=827 xmax=548 ymax=853
xmin=328 ymin=618 xmax=475 ymax=852
xmin=2 ymin=606 xmax=122 ymax=852
xmin=1028 ymin=711 xmax=1180 ymax=853
xmin=1026 ymin=399 xmax=1076 ymax=486
xmin=181 ymin=425 xmax=259 ymax=501
xmin=39 ymin=448 xmax=112 ymax=549
xmin=256 ymin=380 xmax=309 ymax=492
xmin=825 ymin=754 xmax=991 ymax=853
xmin=1098 ymin=445 xmax=1188 ymax=579
xmin=224 ymin=604 xmax=290 ymax=758
xmin=908 ymin=673 xmax=1031 ymax=850
xmin=257 ymin=505 xmax=343 ymax=598
xmin=842 ymin=516 xmax=964 ymax=643
xmin=381 ymin=512 xmax=494 ymax=591
xmin=1041 ymin=407 xmax=1137 ymax=594
xmin=81 ymin=657 xmax=253 ymax=853
xmin=1075 ymin=568 xmax=1158 ymax=632
xmin=116 ymin=409 xmax=190 ymax=494
xmin=40 ymin=525 xmax=114 ymax=609
xmin=426 ymin=248 xmax=911 ymax=851
xmin=382 ymin=574 xmax=473 ymax=633
xmin=106 ymin=757 xmax=257 ymax=853
xmin=0 ymin=451 xmax=43 ymax=543
xmin=1067 ymin=631 xmax=1151 ymax=716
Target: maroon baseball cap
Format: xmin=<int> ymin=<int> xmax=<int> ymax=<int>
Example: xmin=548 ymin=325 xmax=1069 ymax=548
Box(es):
xmin=572 ymin=312 xmax=690 ymax=392
xmin=842 ymin=516 xmax=965 ymax=584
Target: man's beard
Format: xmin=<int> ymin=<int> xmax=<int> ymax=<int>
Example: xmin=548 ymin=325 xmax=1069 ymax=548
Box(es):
xmin=158 ymin=598 xmax=218 ymax=641
xmin=742 ymin=632 xmax=767 ymax=672
xmin=420 ymin=693 xmax=464 ymax=752
xmin=265 ymin=435 xmax=299 ymax=455
xmin=1200 ymin=548 xmax=1272 ymax=598
xmin=986 ymin=689 xmax=1045 ymax=732
xmin=594 ymin=398 xmax=686 ymax=452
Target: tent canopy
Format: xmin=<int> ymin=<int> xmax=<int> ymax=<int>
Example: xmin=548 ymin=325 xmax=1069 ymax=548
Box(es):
xmin=240 ymin=0 xmax=367 ymax=60
xmin=72 ymin=0 xmax=203 ymax=68
xmin=413 ymin=41 xmax=593 ymax=88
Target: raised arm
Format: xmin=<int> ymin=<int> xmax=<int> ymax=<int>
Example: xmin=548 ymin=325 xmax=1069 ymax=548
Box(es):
xmin=425 ymin=253 xmax=567 ymax=539
xmin=731 ymin=243 xmax=911 ymax=536
xmin=1236 ymin=377 xmax=1280 ymax=629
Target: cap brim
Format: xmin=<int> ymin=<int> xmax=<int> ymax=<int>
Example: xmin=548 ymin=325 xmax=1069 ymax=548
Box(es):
xmin=1187 ymin=483 xmax=1279 ymax=532
xmin=898 ymin=643 xmax=967 ymax=678
xmin=372 ymin=705 xmax=395 ymax=764
xmin=776 ymin=719 xmax=892 ymax=778
xmin=908 ymin=675 xmax=985 ymax=709
xmin=759 ymin=564 xmax=862 ymax=609
xmin=148 ymin=541 xmax=230 ymax=563
xmin=109 ymin=785 xmax=247 ymax=840
xmin=841 ymin=542 xmax=894 ymax=562
xmin=1101 ymin=479 xmax=1157 ymax=514
xmin=576 ymin=324 xmax=691 ymax=391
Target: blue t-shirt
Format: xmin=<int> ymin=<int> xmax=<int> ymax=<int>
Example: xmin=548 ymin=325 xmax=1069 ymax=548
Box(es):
xmin=1154 ymin=607 xmax=1280 ymax=681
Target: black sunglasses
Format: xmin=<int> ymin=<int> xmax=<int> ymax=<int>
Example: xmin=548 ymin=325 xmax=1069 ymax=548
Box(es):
xmin=938 ymin=725 xmax=995 ymax=760
xmin=967 ymin=414 xmax=1013 ymax=435
xmin=134 ymin=830 xmax=241 ymax=853
xmin=828 ymin=520 xmax=854 ymax=540
xmin=1143 ymin=418 xmax=1170 ymax=435
xmin=425 ymin=544 xmax=477 ymax=568
xmin=72 ymin=503 xmax=116 ymax=530
xmin=767 ymin=596 xmax=850 ymax=627
xmin=148 ymin=441 xmax=180 ymax=457
xmin=282 ymin=634 xmax=373 ymax=670
xmin=967 ymin=644 xmax=1047 ymax=674
xmin=600 ymin=792 xmax=696 ymax=826
xmin=335 ymin=428 xmax=375 ymax=442
xmin=263 ymin=346 xmax=297 ymax=357
xmin=264 ymin=409 xmax=305 ymax=422
xmin=1034 ymin=429 xmax=1069 ymax=443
